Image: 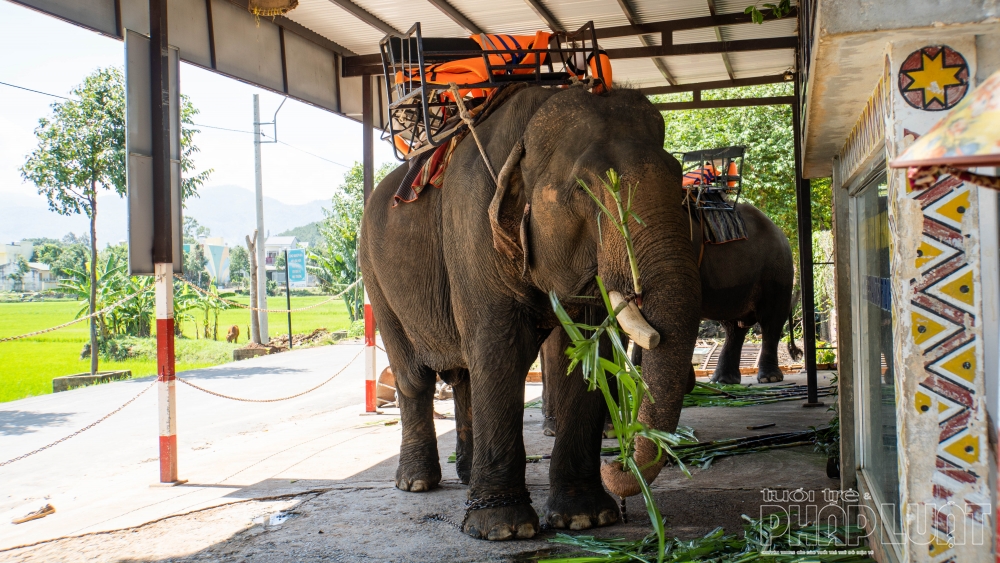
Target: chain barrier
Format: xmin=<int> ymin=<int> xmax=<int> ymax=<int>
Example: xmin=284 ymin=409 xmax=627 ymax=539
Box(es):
xmin=176 ymin=347 xmax=364 ymax=403
xmin=0 ymin=380 xmax=156 ymax=468
xmin=0 ymin=289 xmax=145 ymax=343
xmin=173 ymin=275 xmax=362 ymax=314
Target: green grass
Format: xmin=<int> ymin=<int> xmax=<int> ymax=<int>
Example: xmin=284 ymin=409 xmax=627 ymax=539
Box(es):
xmin=0 ymin=296 xmax=354 ymax=403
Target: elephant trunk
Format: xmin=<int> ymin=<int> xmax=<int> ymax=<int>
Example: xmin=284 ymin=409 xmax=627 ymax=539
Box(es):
xmin=595 ymin=166 xmax=701 ymax=497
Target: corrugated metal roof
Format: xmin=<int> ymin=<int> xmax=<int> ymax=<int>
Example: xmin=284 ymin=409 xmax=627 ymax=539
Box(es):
xmin=283 ymin=0 xmax=797 ymax=88
xmin=284 ymin=0 xmax=385 ymax=55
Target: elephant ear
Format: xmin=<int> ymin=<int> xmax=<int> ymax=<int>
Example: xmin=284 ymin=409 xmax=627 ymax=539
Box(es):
xmin=489 ymin=140 xmax=530 ymax=276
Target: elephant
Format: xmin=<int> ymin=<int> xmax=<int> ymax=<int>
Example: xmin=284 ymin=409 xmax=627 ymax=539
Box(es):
xmin=541 ymin=202 xmax=797 ymax=435
xmin=359 ymin=85 xmax=701 ymax=541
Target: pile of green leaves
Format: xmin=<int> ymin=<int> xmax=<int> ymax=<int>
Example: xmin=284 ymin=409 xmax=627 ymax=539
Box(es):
xmin=684 ymin=382 xmax=837 ymax=408
xmin=543 ymin=512 xmax=873 ymax=563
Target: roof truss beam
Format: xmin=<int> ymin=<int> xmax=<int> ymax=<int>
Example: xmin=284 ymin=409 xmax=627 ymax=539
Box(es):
xmin=654 ymin=95 xmax=795 ymax=111
xmin=614 ymin=0 xmax=676 ymax=86
xmin=640 ymin=73 xmax=792 ymax=95
xmin=705 ymin=0 xmax=735 ymax=80
xmin=522 ymin=0 xmax=565 ymax=33
xmin=605 ymin=36 xmax=796 ymax=60
xmin=326 ymin=0 xmax=400 ymax=37
xmin=425 ymin=0 xmax=482 ymax=35
xmin=596 ymin=6 xmax=797 ymax=40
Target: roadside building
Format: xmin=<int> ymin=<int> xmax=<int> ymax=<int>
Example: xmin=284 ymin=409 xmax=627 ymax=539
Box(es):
xmin=801 ymin=2 xmax=1000 ymax=560
xmin=0 ymin=261 xmax=58 ymax=292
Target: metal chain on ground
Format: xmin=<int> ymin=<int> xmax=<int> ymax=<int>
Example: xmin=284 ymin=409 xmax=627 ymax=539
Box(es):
xmin=0 ymin=380 xmax=156 ymax=468
xmin=175 ymin=347 xmax=363 ymax=403
xmin=424 ymin=513 xmax=463 ymax=531
xmin=0 ymin=289 xmax=145 ymax=343
xmin=173 ymin=275 xmax=361 ymax=314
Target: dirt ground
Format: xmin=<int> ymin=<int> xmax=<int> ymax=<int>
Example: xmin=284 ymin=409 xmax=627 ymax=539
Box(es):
xmin=3 ymin=371 xmax=839 ymax=563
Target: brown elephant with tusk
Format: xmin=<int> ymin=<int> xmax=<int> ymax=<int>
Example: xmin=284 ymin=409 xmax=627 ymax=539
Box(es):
xmin=359 ymin=86 xmax=701 ymax=540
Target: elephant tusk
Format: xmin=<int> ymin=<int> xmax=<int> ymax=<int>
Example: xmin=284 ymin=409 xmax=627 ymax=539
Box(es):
xmin=609 ymin=291 xmax=660 ymax=350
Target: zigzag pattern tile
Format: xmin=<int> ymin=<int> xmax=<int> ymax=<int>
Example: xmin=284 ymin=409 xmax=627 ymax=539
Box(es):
xmin=909 ymin=173 xmax=982 ymax=561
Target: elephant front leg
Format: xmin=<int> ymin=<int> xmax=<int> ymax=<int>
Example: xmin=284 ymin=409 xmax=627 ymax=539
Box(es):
xmin=462 ymin=347 xmax=539 ymax=541
xmin=711 ymin=320 xmax=750 ymax=384
xmin=395 ymin=368 xmax=441 ymax=492
xmin=544 ymin=329 xmax=619 ymax=530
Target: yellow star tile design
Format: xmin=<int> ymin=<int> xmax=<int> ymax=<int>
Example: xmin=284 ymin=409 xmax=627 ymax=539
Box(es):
xmin=943 ymin=434 xmax=979 ymax=464
xmin=912 ymin=311 xmax=947 ymax=345
xmin=933 ymin=190 xmax=971 ymax=225
xmin=928 ymin=534 xmax=952 ymax=557
xmin=937 ymin=269 xmax=975 ymax=307
xmin=939 ymin=345 xmax=976 ymax=383
xmin=916 ymin=241 xmax=943 ymax=268
xmin=904 ymin=51 xmax=964 ymax=106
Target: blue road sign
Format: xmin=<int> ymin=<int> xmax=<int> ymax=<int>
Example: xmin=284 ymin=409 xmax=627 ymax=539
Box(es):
xmin=287 ymin=248 xmax=307 ymax=283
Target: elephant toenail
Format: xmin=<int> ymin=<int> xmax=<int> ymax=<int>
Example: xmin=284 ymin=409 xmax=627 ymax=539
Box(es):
xmin=487 ymin=525 xmax=513 ymax=541
xmin=569 ymin=515 xmax=592 ymax=530
xmin=411 ymin=480 xmax=427 ymax=492
xmin=515 ymin=523 xmax=536 ymax=538
xmin=465 ymin=525 xmax=481 ymax=538
xmin=548 ymin=514 xmax=567 ymax=528
xmin=598 ymin=509 xmax=617 ymax=526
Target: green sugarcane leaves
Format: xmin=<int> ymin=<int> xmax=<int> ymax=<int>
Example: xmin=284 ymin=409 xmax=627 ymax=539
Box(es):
xmin=576 ymin=169 xmax=644 ymax=299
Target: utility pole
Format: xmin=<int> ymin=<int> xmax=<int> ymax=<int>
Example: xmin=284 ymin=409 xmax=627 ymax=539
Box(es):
xmin=253 ymin=94 xmax=269 ymax=343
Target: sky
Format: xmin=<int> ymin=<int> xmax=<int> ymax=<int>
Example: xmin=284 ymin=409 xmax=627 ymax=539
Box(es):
xmin=0 ymin=1 xmax=398 ymax=214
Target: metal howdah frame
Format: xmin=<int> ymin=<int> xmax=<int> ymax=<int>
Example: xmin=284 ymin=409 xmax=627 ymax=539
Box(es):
xmin=675 ymin=145 xmax=747 ymax=211
xmin=379 ymin=21 xmax=607 ymax=161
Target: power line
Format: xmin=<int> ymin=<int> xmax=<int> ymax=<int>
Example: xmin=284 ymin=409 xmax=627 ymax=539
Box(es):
xmin=4 ymin=80 xmax=352 ymax=169
xmin=0 ymin=80 xmax=69 ymax=100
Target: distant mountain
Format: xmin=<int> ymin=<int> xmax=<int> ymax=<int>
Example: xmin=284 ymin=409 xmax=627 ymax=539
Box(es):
xmin=0 ymin=185 xmax=328 ymax=248
xmin=278 ymin=221 xmax=324 ymax=248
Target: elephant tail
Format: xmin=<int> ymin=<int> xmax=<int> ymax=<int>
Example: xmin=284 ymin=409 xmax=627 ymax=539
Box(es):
xmin=786 ymin=311 xmax=803 ymax=361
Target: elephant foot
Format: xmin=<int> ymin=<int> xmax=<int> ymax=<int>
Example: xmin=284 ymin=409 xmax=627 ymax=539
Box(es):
xmin=544 ymin=487 xmax=619 ymax=530
xmin=757 ymin=368 xmax=784 ymax=383
xmin=543 ymin=416 xmax=556 ymax=437
xmin=710 ymin=369 xmax=742 ymax=385
xmin=395 ymin=456 xmax=441 ymax=492
xmin=462 ymin=500 xmax=539 ymax=540
xmin=456 ymin=460 xmax=472 ymax=485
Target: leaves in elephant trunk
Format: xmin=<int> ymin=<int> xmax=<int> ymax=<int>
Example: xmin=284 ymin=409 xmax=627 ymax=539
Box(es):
xmin=550 ymin=276 xmax=699 ymax=563
xmin=575 ymin=169 xmax=645 ymax=300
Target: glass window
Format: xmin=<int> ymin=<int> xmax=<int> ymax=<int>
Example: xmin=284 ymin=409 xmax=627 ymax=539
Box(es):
xmin=855 ymin=170 xmax=900 ymax=530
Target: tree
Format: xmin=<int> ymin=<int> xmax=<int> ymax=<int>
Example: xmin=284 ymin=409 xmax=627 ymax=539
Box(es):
xmin=184 ymin=242 xmax=210 ymax=289
xmin=183 ymin=216 xmax=211 ymax=244
xmin=21 ymin=67 xmax=211 ymax=374
xmin=229 ymin=245 xmax=250 ymax=289
xmin=8 ymin=257 xmax=30 ymax=291
xmin=309 ymin=162 xmax=394 ymax=321
xmin=654 ymin=83 xmax=832 ymax=260
xmin=21 ymin=68 xmax=125 ymax=374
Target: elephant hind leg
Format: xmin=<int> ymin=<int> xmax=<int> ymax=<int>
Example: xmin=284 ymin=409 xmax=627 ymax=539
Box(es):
xmin=756 ymin=312 xmax=787 ymax=384
xmin=711 ymin=320 xmax=750 ymax=384
xmin=395 ymin=365 xmax=442 ymax=492
xmin=441 ymin=368 xmax=473 ymax=484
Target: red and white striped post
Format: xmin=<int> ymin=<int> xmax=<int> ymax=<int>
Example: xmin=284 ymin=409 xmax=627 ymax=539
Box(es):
xmin=364 ymin=290 xmax=377 ymax=412
xmin=155 ymin=263 xmax=179 ymax=482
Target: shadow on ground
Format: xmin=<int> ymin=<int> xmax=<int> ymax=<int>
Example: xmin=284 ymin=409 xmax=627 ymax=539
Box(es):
xmin=0 ymin=410 xmax=76 ymax=435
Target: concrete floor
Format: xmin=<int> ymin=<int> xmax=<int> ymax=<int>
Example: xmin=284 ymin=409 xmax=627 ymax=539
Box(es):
xmin=1 ymin=345 xmax=839 ymax=562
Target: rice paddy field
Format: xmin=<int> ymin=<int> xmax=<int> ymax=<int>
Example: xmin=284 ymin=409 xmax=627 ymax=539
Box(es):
xmin=0 ymin=296 xmax=353 ymax=403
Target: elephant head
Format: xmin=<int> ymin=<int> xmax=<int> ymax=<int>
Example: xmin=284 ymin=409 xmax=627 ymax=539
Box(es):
xmin=488 ymin=87 xmax=702 ymax=494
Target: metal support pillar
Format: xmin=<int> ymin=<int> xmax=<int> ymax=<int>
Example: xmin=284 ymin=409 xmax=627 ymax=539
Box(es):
xmin=791 ymin=76 xmax=821 ymax=407
xmin=149 ymin=0 xmax=182 ymax=482
xmin=361 ymin=75 xmax=377 ymax=412
xmin=253 ymin=94 xmax=269 ymax=343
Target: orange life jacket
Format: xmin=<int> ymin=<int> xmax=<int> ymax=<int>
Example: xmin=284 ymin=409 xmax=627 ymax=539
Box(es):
xmin=682 ymin=162 xmax=738 ymax=188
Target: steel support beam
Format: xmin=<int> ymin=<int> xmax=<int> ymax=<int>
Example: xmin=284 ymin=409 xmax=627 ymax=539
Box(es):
xmin=425 ymin=0 xmax=482 ymax=35
xmin=363 ymin=75 xmax=374 ymax=204
xmin=595 ymin=6 xmax=797 ymax=40
xmin=614 ymin=0 xmax=675 ymax=85
xmin=326 ymin=0 xmax=400 ymax=36
xmin=150 ymin=0 xmax=171 ymax=265
xmin=605 ymin=36 xmax=796 ymax=60
xmin=792 ymin=73 xmax=820 ymax=407
xmin=343 ymin=37 xmax=797 ymax=76
xmin=705 ymin=0 xmax=735 ymax=80
xmin=653 ymin=95 xmax=794 ymax=111
xmin=640 ymin=74 xmax=791 ymax=95
xmin=522 ymin=0 xmax=564 ymax=33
